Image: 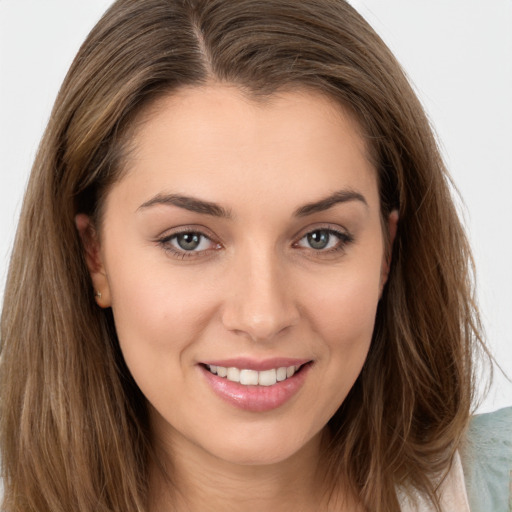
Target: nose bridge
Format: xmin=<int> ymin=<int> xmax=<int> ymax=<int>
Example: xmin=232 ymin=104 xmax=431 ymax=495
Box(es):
xmin=221 ymin=240 xmax=298 ymax=341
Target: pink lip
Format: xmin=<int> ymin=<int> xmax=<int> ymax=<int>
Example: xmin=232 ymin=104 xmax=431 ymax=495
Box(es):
xmin=199 ymin=361 xmax=312 ymax=412
xmin=201 ymin=357 xmax=310 ymax=371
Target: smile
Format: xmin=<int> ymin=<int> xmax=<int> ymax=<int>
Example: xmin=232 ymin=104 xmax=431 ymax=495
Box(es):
xmin=200 ymin=360 xmax=312 ymax=412
xmin=206 ymin=364 xmax=301 ymax=386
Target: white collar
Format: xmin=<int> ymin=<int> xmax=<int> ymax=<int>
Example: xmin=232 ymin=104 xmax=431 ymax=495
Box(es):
xmin=398 ymin=451 xmax=471 ymax=511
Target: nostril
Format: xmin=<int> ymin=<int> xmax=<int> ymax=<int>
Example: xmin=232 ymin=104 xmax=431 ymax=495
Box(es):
xmin=225 ymin=320 xmax=295 ymax=343
xmin=220 ymin=262 xmax=300 ymax=341
xmin=221 ymin=302 xmax=299 ymax=342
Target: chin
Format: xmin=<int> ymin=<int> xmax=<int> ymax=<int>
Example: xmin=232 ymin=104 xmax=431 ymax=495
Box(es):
xmin=198 ymin=424 xmax=324 ymax=467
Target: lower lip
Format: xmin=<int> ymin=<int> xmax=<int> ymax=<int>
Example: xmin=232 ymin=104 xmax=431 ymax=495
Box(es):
xmin=200 ymin=363 xmax=312 ymax=412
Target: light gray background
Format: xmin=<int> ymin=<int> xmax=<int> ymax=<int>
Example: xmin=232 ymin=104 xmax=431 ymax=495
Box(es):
xmin=1 ymin=0 xmax=511 ymax=413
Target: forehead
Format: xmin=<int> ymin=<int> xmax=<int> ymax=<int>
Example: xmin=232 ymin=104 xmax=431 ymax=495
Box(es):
xmin=131 ymin=83 xmax=371 ymax=161
xmin=108 ymin=83 xmax=378 ymax=216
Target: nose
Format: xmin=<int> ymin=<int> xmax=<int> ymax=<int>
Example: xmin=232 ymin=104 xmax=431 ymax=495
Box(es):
xmin=221 ymin=246 xmax=300 ymax=342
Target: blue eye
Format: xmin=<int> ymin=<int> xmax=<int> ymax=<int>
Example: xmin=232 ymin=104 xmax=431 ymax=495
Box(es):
xmin=173 ymin=232 xmax=204 ymax=251
xmin=306 ymin=230 xmax=332 ymax=250
xmin=170 ymin=232 xmax=214 ymax=252
xmin=296 ymin=228 xmax=353 ymax=252
xmin=158 ymin=231 xmax=218 ymax=257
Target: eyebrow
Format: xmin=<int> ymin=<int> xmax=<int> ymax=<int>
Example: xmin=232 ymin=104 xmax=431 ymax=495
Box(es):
xmin=137 ymin=188 xmax=367 ymax=219
xmin=137 ymin=193 xmax=232 ymax=218
xmin=293 ymin=189 xmax=368 ymax=217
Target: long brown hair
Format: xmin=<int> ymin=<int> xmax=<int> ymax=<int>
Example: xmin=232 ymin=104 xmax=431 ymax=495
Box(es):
xmin=0 ymin=1 xmax=486 ymax=510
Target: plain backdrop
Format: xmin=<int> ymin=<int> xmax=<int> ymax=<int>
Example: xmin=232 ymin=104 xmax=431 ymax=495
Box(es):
xmin=1 ymin=0 xmax=511 ymax=413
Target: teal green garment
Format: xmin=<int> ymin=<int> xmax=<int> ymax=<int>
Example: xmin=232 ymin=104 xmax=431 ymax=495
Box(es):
xmin=462 ymin=407 xmax=512 ymax=512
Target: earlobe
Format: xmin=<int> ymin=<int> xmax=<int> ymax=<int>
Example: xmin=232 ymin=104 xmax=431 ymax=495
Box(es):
xmin=380 ymin=209 xmax=399 ymax=295
xmin=75 ymin=214 xmax=112 ymax=308
xmin=387 ymin=210 xmax=399 ymax=252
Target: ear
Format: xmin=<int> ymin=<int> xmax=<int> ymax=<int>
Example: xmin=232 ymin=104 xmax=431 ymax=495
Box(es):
xmin=75 ymin=214 xmax=112 ymax=308
xmin=380 ymin=209 xmax=399 ymax=296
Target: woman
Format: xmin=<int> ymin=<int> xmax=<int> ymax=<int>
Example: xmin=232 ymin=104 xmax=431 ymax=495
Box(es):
xmin=0 ymin=0 xmax=509 ymax=511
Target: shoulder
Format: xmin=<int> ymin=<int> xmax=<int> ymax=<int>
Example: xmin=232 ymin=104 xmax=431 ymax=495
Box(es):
xmin=461 ymin=406 xmax=512 ymax=512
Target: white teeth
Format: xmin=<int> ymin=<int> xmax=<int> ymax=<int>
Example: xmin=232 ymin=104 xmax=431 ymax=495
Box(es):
xmin=276 ymin=367 xmax=287 ymax=382
xmin=258 ymin=369 xmax=277 ymax=386
xmin=239 ymin=369 xmax=259 ymax=385
xmin=227 ymin=367 xmax=240 ymax=382
xmin=206 ymin=364 xmax=303 ymax=386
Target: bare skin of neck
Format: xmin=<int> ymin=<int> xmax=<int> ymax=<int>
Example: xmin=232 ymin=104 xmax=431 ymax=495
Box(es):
xmin=148 ymin=427 xmax=363 ymax=512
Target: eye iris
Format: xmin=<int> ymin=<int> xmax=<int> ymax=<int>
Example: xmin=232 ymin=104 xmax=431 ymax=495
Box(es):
xmin=177 ymin=233 xmax=201 ymax=251
xmin=307 ymin=230 xmax=330 ymax=250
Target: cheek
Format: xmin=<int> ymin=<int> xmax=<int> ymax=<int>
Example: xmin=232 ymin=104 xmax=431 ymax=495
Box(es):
xmin=103 ymin=245 xmax=222 ymax=386
xmin=301 ymin=251 xmax=383 ymax=402
xmin=306 ymin=259 xmax=382 ymax=345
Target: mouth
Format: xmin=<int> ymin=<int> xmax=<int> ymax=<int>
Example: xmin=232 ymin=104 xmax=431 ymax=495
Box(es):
xmin=203 ymin=363 xmax=306 ymax=386
xmin=199 ymin=360 xmax=313 ymax=412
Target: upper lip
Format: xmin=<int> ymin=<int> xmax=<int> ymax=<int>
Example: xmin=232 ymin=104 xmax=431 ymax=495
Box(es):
xmin=200 ymin=357 xmax=312 ymax=371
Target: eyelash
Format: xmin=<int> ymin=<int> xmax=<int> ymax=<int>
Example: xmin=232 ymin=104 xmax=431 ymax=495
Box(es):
xmin=294 ymin=227 xmax=354 ymax=255
xmin=157 ymin=226 xmax=354 ymax=260
xmin=157 ymin=228 xmax=220 ymax=260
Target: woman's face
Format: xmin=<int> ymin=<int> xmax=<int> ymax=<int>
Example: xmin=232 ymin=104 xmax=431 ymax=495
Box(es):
xmin=81 ymin=84 xmax=396 ymax=466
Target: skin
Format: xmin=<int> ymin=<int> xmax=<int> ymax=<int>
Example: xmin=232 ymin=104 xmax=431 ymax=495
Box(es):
xmin=77 ymin=84 xmax=397 ymax=511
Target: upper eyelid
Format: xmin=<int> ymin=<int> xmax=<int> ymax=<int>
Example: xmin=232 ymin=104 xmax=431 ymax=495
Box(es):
xmin=292 ymin=223 xmax=350 ymax=241
xmin=156 ymin=225 xmax=218 ymax=242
